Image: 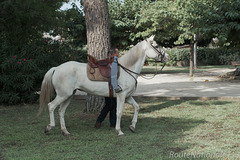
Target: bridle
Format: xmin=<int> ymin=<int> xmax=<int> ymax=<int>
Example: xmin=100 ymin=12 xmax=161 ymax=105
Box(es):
xmin=147 ymin=40 xmax=166 ymax=64
xmin=117 ymin=40 xmax=166 ymax=88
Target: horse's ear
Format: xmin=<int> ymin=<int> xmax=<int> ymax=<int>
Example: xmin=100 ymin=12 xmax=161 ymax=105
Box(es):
xmin=147 ymin=35 xmax=155 ymax=42
xmin=150 ymin=35 xmax=155 ymax=40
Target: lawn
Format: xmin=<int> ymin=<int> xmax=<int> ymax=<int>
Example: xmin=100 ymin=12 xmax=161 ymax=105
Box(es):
xmin=0 ymin=98 xmax=240 ymax=160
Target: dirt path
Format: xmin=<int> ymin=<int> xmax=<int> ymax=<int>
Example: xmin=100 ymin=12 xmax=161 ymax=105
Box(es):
xmin=134 ymin=68 xmax=240 ymax=99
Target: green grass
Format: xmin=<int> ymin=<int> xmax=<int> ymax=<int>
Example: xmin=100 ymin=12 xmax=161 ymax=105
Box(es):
xmin=141 ymin=65 xmax=234 ymax=74
xmin=0 ymin=98 xmax=240 ymax=160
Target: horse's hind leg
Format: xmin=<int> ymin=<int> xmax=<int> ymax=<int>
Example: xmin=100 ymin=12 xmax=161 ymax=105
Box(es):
xmin=126 ymin=96 xmax=139 ymax=133
xmin=45 ymin=95 xmax=66 ymax=134
xmin=59 ymin=96 xmax=72 ymax=136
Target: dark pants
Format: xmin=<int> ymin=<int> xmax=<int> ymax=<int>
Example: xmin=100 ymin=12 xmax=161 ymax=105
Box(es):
xmin=96 ymin=97 xmax=117 ymax=126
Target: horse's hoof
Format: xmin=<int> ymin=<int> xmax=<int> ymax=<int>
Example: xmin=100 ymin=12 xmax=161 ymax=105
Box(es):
xmin=62 ymin=131 xmax=71 ymax=136
xmin=129 ymin=125 xmax=135 ymax=133
xmin=44 ymin=128 xmax=48 ymax=134
xmin=44 ymin=125 xmax=52 ymax=134
xmin=118 ymin=132 xmax=125 ymax=136
xmin=64 ymin=133 xmax=71 ymax=137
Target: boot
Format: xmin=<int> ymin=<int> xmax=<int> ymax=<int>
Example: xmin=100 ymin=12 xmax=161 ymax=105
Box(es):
xmin=94 ymin=121 xmax=101 ymax=129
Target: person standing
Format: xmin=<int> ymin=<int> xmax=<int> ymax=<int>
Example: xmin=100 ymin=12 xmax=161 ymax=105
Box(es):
xmin=95 ymin=97 xmax=117 ymax=128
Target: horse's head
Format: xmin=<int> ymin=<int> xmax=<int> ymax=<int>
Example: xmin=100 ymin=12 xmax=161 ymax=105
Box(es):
xmin=145 ymin=35 xmax=169 ymax=63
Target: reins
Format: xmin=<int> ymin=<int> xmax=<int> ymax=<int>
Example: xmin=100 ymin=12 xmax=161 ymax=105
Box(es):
xmin=117 ymin=62 xmax=138 ymax=88
xmin=118 ymin=61 xmax=165 ymax=80
xmin=144 ymin=59 xmax=166 ymax=76
xmin=117 ymin=40 xmax=166 ymax=89
xmin=118 ymin=61 xmax=166 ymax=90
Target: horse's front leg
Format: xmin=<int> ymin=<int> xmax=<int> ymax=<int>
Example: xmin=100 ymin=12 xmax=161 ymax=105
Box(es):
xmin=126 ymin=96 xmax=139 ymax=133
xmin=115 ymin=94 xmax=125 ymax=136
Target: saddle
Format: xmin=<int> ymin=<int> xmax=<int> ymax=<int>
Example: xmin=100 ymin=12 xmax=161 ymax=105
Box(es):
xmin=87 ymin=48 xmax=120 ymax=97
xmin=87 ymin=55 xmax=112 ymax=81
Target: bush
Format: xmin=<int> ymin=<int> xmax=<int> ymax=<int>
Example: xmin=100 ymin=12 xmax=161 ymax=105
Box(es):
xmin=166 ymin=47 xmax=240 ymax=66
xmin=0 ymin=39 xmax=87 ymax=104
xmin=198 ymin=48 xmax=240 ymax=65
xmin=166 ymin=48 xmax=190 ymax=66
xmin=0 ymin=0 xmax=87 ymax=104
xmin=0 ymin=56 xmax=39 ymax=104
xmin=218 ymin=49 xmax=240 ymax=65
xmin=197 ymin=48 xmax=221 ymax=65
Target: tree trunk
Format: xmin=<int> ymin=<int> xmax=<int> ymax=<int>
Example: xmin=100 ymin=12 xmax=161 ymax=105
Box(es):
xmin=189 ymin=42 xmax=194 ymax=77
xmin=193 ymin=34 xmax=197 ymax=70
xmin=84 ymin=95 xmax=105 ymax=112
xmin=83 ymin=0 xmax=111 ymax=112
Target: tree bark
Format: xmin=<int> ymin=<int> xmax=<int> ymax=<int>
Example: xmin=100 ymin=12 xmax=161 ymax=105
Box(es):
xmin=84 ymin=95 xmax=105 ymax=112
xmin=83 ymin=0 xmax=110 ymax=60
xmin=83 ymin=0 xmax=111 ymax=112
xmin=193 ymin=34 xmax=197 ymax=70
xmin=189 ymin=42 xmax=194 ymax=77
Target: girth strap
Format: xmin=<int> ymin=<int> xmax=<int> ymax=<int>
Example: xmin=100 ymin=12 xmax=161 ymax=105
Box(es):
xmin=108 ymin=80 xmax=113 ymax=98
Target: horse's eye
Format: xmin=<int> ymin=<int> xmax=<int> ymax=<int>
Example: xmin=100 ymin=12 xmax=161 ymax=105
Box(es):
xmin=152 ymin=42 xmax=158 ymax=47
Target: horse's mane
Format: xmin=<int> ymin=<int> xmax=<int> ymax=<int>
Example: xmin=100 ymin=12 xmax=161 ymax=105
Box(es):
xmin=118 ymin=41 xmax=145 ymax=67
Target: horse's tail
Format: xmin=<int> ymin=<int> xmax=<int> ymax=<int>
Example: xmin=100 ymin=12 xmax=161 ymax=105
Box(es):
xmin=38 ymin=67 xmax=56 ymax=116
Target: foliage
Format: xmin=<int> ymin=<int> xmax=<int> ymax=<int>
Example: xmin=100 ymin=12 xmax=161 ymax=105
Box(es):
xmin=136 ymin=0 xmax=181 ymax=47
xmin=77 ymin=0 xmax=240 ymax=49
xmin=198 ymin=48 xmax=240 ymax=65
xmin=0 ymin=0 xmax=65 ymax=47
xmin=0 ymin=56 xmax=38 ymax=104
xmin=166 ymin=48 xmax=190 ymax=66
xmin=0 ymin=0 xmax=87 ymax=104
xmin=188 ymin=0 xmax=240 ymax=47
xmin=165 ymin=48 xmax=240 ymax=66
xmin=132 ymin=0 xmax=240 ymax=47
xmin=1 ymin=98 xmax=240 ymax=159
xmin=0 ymin=39 xmax=87 ymax=104
xmin=108 ymin=0 xmax=150 ymax=49
xmin=61 ymin=4 xmax=86 ymax=48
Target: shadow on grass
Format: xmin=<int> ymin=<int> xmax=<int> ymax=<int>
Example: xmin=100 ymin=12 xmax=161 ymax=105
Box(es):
xmin=61 ymin=107 xmax=207 ymax=159
xmin=68 ymin=99 xmax=207 ymax=159
xmin=189 ymin=100 xmax=233 ymax=106
xmin=135 ymin=116 xmax=206 ymax=159
xmin=138 ymin=99 xmax=184 ymax=113
xmin=0 ymin=99 xmax=207 ymax=160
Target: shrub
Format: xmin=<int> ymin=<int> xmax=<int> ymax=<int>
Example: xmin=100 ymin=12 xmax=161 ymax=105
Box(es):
xmin=0 ymin=39 xmax=87 ymax=104
xmin=198 ymin=48 xmax=240 ymax=65
xmin=166 ymin=47 xmax=240 ymax=66
xmin=0 ymin=56 xmax=39 ymax=104
xmin=197 ymin=48 xmax=221 ymax=65
xmin=166 ymin=48 xmax=190 ymax=66
xmin=218 ymin=49 xmax=240 ymax=65
xmin=0 ymin=0 xmax=87 ymax=104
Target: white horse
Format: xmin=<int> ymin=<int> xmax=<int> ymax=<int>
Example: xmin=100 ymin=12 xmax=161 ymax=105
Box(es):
xmin=39 ymin=36 xmax=169 ymax=136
